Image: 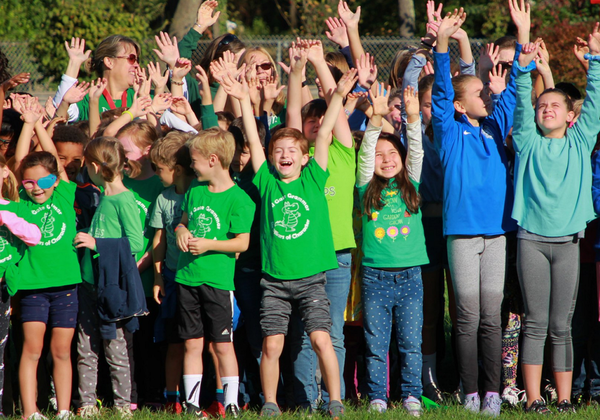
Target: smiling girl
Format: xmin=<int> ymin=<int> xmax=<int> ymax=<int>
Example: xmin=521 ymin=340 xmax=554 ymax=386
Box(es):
xmin=511 ymin=27 xmax=600 ymax=413
xmin=356 ymin=82 xmax=426 ymax=416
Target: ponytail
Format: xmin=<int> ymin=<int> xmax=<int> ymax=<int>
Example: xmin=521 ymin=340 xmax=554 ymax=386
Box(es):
xmin=84 ymin=136 xmax=126 ymax=183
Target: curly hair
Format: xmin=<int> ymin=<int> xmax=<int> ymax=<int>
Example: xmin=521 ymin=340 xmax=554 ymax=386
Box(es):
xmin=0 ymin=47 xmax=11 ymax=84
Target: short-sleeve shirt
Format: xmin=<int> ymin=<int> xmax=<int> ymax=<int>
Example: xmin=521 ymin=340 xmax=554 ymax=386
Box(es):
xmin=253 ymin=159 xmax=337 ymax=279
xmin=149 ymin=186 xmax=184 ymax=272
xmin=357 ymin=180 xmax=429 ymax=268
xmin=6 ymin=180 xmax=81 ymax=294
xmin=175 ymin=181 xmax=255 ymax=290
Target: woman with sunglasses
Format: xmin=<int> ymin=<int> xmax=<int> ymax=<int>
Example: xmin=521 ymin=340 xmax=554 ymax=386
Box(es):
xmin=8 ymin=96 xmax=81 ymax=420
xmin=53 ymin=34 xmax=141 ymax=123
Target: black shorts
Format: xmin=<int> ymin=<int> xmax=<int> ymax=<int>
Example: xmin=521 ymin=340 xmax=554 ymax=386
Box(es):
xmin=176 ymin=282 xmax=234 ymax=342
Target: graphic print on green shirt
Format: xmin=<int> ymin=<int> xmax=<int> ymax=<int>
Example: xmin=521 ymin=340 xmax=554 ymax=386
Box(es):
xmin=175 ymin=181 xmax=255 ymax=290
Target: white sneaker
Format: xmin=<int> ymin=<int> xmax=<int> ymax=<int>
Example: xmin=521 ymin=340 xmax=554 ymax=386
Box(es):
xmin=114 ymin=406 xmax=132 ymax=419
xmin=403 ymin=396 xmax=422 ymax=417
xmin=56 ymin=410 xmax=73 ymax=420
xmin=369 ymin=399 xmax=387 ymax=413
xmin=27 ymin=413 xmax=48 ymax=420
xmin=464 ymin=393 xmax=481 ymax=412
xmin=77 ymin=405 xmax=99 ymax=418
xmin=501 ymin=386 xmax=526 ymax=407
xmin=481 ymin=394 xmax=502 ymax=417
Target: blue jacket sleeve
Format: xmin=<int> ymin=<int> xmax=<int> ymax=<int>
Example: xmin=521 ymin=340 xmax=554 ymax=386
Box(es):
xmin=593 ymin=152 xmax=600 ymax=215
xmin=485 ymin=44 xmax=522 ymax=146
xmin=431 ymin=51 xmax=459 ymax=152
xmin=460 ymin=58 xmax=476 ymax=76
xmin=340 ymin=46 xmax=354 ymax=69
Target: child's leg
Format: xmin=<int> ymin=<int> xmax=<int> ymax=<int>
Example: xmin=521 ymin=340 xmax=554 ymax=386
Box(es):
xmin=361 ymin=266 xmax=393 ymax=404
xmin=104 ymin=327 xmax=132 ymax=408
xmin=20 ymin=322 xmax=46 ymax=417
xmin=0 ymin=286 xmax=9 ymax=414
xmin=165 ymin=342 xmax=184 ymax=396
xmin=50 ymin=328 xmax=75 ymax=411
xmin=260 ymin=335 xmax=285 ymax=403
xmin=77 ymin=283 xmax=102 ymax=408
xmin=213 ymin=342 xmax=239 ymax=408
xmin=183 ymin=337 xmax=204 ymax=407
xmin=308 ymin=331 xmax=341 ymax=401
xmin=394 ymin=267 xmax=424 ymax=400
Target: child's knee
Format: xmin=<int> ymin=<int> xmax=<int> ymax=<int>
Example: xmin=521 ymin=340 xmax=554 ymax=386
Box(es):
xmin=262 ymin=335 xmax=284 ymax=358
xmin=309 ymin=330 xmax=333 ymax=354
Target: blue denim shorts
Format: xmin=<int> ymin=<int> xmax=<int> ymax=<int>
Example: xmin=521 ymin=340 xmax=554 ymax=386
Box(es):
xmin=20 ymin=285 xmax=79 ymax=328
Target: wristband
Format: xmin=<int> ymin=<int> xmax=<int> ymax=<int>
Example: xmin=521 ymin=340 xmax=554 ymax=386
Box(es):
xmin=301 ymin=80 xmax=308 ymax=88
xmin=514 ymin=60 xmax=536 ymax=73
xmin=174 ymin=223 xmax=186 ymax=232
xmin=584 ymin=53 xmax=600 ymax=62
xmin=194 ymin=22 xmax=204 ymax=31
xmin=171 ymin=80 xmax=184 ymax=86
xmin=122 ymin=110 xmax=134 ymax=121
xmin=421 ymin=40 xmax=434 ymax=50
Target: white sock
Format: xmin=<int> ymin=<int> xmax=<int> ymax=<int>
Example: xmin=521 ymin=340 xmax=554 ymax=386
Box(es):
xmin=183 ymin=374 xmax=203 ymax=407
xmin=422 ymin=353 xmax=437 ymax=386
xmin=221 ymin=376 xmax=239 ymax=408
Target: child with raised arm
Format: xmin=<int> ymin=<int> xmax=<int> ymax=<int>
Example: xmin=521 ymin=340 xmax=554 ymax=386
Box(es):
xmin=431 ymin=2 xmax=526 ymax=415
xmin=511 ymin=22 xmax=600 ymax=413
xmin=220 ymin=64 xmax=357 ymax=418
xmin=174 ymin=127 xmax=255 ymax=417
xmin=357 ymin=82 xmax=427 ymax=416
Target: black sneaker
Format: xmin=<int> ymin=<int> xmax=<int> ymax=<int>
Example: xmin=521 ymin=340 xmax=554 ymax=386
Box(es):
xmin=225 ymin=404 xmax=240 ymax=418
xmin=328 ymin=400 xmax=345 ymax=419
xmin=524 ymin=399 xmax=551 ymax=415
xmin=571 ymin=393 xmax=586 ymax=407
xmin=556 ymin=400 xmax=576 ymax=414
xmin=591 ymin=393 xmax=600 ymax=405
xmin=186 ymin=403 xmax=208 ymax=418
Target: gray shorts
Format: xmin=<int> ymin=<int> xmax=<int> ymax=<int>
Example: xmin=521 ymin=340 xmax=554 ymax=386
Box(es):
xmin=260 ymin=272 xmax=331 ymax=337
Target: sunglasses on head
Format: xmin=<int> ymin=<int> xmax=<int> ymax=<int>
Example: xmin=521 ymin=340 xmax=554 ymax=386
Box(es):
xmin=218 ymin=34 xmax=238 ymax=48
xmin=22 ymin=174 xmax=57 ymax=190
xmin=256 ymin=62 xmax=273 ymax=71
xmin=114 ymin=53 xmax=139 ymax=65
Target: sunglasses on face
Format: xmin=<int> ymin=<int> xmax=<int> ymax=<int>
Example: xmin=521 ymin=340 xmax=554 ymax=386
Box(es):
xmin=256 ymin=62 xmax=273 ymax=71
xmin=22 ymin=174 xmax=57 ymax=190
xmin=218 ymin=34 xmax=238 ymax=48
xmin=114 ymin=53 xmax=139 ymax=65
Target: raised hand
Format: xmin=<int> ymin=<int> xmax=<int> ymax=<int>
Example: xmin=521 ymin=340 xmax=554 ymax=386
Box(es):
xmin=518 ymin=42 xmax=539 ymax=67
xmin=63 ymin=81 xmax=91 ymax=104
xmin=325 ymin=17 xmax=349 ymax=48
xmin=147 ymin=62 xmax=169 ymax=92
xmin=151 ymin=93 xmax=173 ymax=114
xmin=220 ymin=72 xmax=249 ymax=101
xmin=338 ymin=0 xmax=361 ymax=31
xmin=196 ymin=1 xmax=221 ymax=33
xmin=508 ymin=0 xmax=531 ymax=44
xmin=479 ymin=43 xmax=500 ymax=77
xmin=356 ymin=53 xmax=378 ymax=89
xmin=573 ymin=37 xmax=590 ymax=63
xmin=129 ymin=94 xmax=153 ymax=118
xmin=172 ymin=58 xmax=192 ymax=80
xmin=16 ymin=96 xmax=43 ymax=124
xmin=334 ymin=68 xmax=358 ymax=98
xmin=170 ymin=96 xmax=194 ymax=115
xmin=437 ymin=8 xmax=467 ymax=41
xmin=289 ymin=44 xmax=308 ymax=75
xmin=403 ymin=85 xmax=420 ymax=119
xmin=261 ymin=75 xmax=286 ymax=101
xmin=589 ymin=22 xmax=600 ymax=55
xmin=65 ymin=37 xmax=91 ymax=66
xmin=301 ymin=39 xmax=325 ymax=64
xmin=133 ymin=67 xmax=150 ymax=97
xmin=369 ymin=81 xmax=392 ymax=117
xmin=44 ymin=97 xmax=56 ymax=119
xmin=194 ymin=65 xmax=212 ymax=99
xmin=423 ymin=61 xmax=435 ymax=75
xmin=0 ymin=72 xmax=30 ymax=91
xmin=427 ymin=0 xmax=444 ymax=27
xmin=488 ymin=64 xmax=508 ymax=94
xmin=153 ymin=31 xmax=180 ymax=69
xmin=89 ymin=78 xmax=108 ymax=102
xmin=210 ymin=51 xmax=240 ymax=82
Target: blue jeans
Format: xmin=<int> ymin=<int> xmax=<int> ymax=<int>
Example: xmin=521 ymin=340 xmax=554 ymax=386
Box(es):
xmin=362 ymin=265 xmax=423 ymax=401
xmin=291 ymin=252 xmax=351 ymax=409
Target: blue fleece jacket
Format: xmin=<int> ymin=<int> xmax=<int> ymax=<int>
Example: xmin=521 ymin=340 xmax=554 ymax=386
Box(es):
xmin=431 ymin=47 xmax=520 ymax=236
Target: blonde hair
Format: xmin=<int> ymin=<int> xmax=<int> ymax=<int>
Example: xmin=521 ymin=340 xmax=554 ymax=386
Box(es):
xmin=84 ymin=137 xmax=126 ymax=183
xmin=186 ymin=128 xmax=235 ymax=170
xmin=116 ymin=120 xmax=159 ymax=178
xmin=239 ymin=47 xmax=286 ymax=115
xmin=150 ymin=131 xmax=194 ymax=171
xmin=0 ymin=154 xmax=19 ymax=202
xmin=325 ymin=51 xmax=350 ymax=74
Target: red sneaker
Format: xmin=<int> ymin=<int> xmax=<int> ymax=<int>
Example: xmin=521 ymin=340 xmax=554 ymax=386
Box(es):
xmin=205 ymin=401 xmax=225 ymax=418
xmin=165 ymin=402 xmax=183 ymax=414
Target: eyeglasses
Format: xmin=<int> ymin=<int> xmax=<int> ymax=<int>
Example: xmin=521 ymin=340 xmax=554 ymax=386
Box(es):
xmin=218 ymin=34 xmax=238 ymax=48
xmin=256 ymin=62 xmax=273 ymax=71
xmin=22 ymin=174 xmax=57 ymax=190
xmin=113 ymin=54 xmax=139 ymax=65
xmin=0 ymin=139 xmax=10 ymax=150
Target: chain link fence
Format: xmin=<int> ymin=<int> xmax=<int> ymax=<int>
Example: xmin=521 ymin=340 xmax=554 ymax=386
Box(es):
xmin=2 ymin=36 xmax=486 ymax=93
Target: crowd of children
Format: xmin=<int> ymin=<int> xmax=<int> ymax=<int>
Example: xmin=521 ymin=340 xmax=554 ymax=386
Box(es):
xmin=1 ymin=0 xmax=600 ymax=418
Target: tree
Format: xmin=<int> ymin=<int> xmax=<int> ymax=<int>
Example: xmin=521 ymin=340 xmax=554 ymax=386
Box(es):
xmin=398 ymin=0 xmax=415 ymax=37
xmin=169 ymin=0 xmax=203 ymax=40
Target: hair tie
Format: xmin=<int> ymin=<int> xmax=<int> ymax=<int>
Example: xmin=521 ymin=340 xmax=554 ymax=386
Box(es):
xmin=101 ymin=161 xmax=108 ymax=166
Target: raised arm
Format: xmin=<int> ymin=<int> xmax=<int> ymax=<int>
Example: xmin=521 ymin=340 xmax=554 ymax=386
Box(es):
xmin=221 ymin=73 xmax=267 ymax=173
xmin=511 ymin=42 xmax=539 ymax=153
xmin=508 ymin=0 xmax=530 ymax=45
xmin=404 ymin=86 xmax=424 ymax=182
xmin=338 ymin=1 xmax=365 ymax=67
xmin=13 ymin=96 xmax=42 ymax=180
xmin=286 ymin=44 xmax=309 ymax=131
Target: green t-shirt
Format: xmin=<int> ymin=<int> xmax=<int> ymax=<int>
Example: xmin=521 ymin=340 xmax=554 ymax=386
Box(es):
xmin=149 ymin=186 xmax=184 ymax=272
xmin=175 ymin=181 xmax=255 ymax=290
xmin=76 ymin=88 xmax=136 ymax=122
xmin=6 ymin=180 xmax=81 ymax=294
xmin=81 ymin=190 xmax=144 ymax=283
xmin=0 ymin=200 xmax=31 ymax=283
xmin=310 ymin=137 xmax=356 ymax=251
xmin=253 ymin=159 xmax=337 ymax=279
xmin=122 ymin=175 xmax=164 ymax=296
xmin=357 ymin=180 xmax=429 ymax=268
xmin=232 ymin=170 xmax=261 ymax=270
